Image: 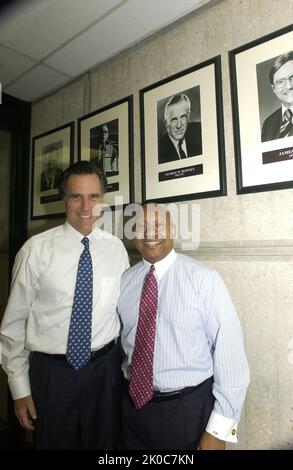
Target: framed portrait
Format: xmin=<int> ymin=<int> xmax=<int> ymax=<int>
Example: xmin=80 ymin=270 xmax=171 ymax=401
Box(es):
xmin=229 ymin=25 xmax=293 ymax=194
xmin=31 ymin=122 xmax=74 ymax=220
xmin=140 ymin=56 xmax=226 ymax=203
xmin=78 ymin=95 xmax=134 ymax=208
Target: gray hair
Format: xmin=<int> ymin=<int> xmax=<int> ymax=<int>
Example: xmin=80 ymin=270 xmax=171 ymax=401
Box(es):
xmin=164 ymin=93 xmax=191 ymax=122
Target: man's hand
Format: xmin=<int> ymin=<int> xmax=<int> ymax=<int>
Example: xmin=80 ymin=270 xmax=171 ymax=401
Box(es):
xmin=197 ymin=431 xmax=226 ymax=450
xmin=14 ymin=395 xmax=37 ymax=431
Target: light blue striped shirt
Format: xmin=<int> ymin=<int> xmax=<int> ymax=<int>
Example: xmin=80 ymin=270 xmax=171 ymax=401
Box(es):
xmin=118 ymin=249 xmax=250 ymax=442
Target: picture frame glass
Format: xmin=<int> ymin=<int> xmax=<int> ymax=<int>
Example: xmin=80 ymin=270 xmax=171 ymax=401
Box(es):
xmin=230 ymin=26 xmax=293 ymax=193
xmin=141 ymin=57 xmax=226 ymax=203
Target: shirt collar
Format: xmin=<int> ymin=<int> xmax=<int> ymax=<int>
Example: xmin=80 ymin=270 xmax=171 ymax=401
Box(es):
xmin=142 ymin=249 xmax=177 ymax=280
xmin=169 ymin=134 xmax=186 ymax=153
xmin=63 ymin=221 xmax=95 ymax=245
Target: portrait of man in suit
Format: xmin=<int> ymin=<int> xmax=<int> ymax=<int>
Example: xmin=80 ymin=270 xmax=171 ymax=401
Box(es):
xmin=157 ymin=92 xmax=202 ymax=165
xmin=261 ymin=51 xmax=293 ymax=143
xmin=90 ymin=120 xmax=119 ymax=176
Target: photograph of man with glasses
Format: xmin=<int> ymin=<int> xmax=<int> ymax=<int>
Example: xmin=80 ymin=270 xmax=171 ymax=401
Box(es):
xmin=261 ymin=51 xmax=293 ymax=142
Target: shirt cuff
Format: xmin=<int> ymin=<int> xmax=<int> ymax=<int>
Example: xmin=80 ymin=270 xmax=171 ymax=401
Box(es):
xmin=205 ymin=411 xmax=238 ymax=443
xmin=8 ymin=374 xmax=31 ymax=400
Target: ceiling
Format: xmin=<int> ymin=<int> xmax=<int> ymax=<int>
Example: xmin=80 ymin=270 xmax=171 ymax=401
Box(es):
xmin=0 ymin=0 xmax=211 ymax=102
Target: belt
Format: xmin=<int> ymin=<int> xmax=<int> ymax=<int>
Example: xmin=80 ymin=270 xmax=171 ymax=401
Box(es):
xmin=125 ymin=376 xmax=213 ymax=404
xmin=151 ymin=386 xmax=198 ymax=402
xmin=39 ymin=340 xmax=116 ymax=364
xmin=125 ymin=383 xmax=201 ymax=404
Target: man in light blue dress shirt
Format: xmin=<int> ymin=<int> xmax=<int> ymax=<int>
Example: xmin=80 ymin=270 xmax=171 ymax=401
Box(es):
xmin=0 ymin=161 xmax=129 ymax=449
xmin=118 ymin=203 xmax=250 ymax=450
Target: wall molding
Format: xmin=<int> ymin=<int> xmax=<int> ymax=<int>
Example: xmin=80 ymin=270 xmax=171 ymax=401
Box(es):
xmin=125 ymin=239 xmax=293 ymax=263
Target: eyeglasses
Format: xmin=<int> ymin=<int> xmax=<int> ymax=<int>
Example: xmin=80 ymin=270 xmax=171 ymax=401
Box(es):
xmin=273 ymin=74 xmax=293 ymax=90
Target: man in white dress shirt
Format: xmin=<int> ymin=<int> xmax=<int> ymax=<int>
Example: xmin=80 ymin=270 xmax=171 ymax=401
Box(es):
xmin=118 ymin=203 xmax=250 ymax=450
xmin=0 ymin=161 xmax=129 ymax=449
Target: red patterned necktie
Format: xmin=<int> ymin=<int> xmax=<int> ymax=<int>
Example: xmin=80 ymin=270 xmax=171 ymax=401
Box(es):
xmin=129 ymin=265 xmax=158 ymax=409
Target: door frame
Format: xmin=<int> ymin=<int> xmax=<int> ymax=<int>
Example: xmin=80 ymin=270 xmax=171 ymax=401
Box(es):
xmin=0 ymin=93 xmax=31 ymax=279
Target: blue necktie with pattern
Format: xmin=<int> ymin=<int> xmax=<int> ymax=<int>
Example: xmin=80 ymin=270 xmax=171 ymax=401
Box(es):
xmin=66 ymin=237 xmax=93 ymax=370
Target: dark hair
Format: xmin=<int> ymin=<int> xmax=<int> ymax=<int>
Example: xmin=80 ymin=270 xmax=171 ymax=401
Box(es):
xmin=58 ymin=160 xmax=107 ymax=199
xmin=269 ymin=51 xmax=293 ymax=84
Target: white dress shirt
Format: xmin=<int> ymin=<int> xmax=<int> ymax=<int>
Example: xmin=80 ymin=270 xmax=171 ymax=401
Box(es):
xmin=0 ymin=222 xmax=129 ymax=400
xmin=118 ymin=249 xmax=250 ymax=443
xmin=169 ymin=135 xmax=188 ymax=159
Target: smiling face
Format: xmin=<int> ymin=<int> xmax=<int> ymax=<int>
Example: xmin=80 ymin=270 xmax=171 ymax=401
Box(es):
xmin=272 ymin=60 xmax=293 ymax=107
xmin=134 ymin=205 xmax=174 ymax=264
xmin=165 ymin=100 xmax=189 ymax=142
xmin=64 ymin=173 xmax=103 ymax=235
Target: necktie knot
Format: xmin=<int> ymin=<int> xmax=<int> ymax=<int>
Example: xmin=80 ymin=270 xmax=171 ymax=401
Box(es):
xmin=82 ymin=237 xmax=90 ymax=250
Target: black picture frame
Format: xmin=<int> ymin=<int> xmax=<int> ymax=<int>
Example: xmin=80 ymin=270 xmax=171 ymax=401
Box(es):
xmin=31 ymin=121 xmax=74 ymax=220
xmin=229 ymin=25 xmax=293 ymax=194
xmin=140 ymin=56 xmax=226 ymax=203
xmin=78 ymin=95 xmax=134 ymax=209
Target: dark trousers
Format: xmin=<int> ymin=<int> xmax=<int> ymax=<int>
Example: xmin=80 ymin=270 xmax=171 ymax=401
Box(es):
xmin=122 ymin=377 xmax=214 ymax=450
xmin=29 ymin=342 xmax=122 ymax=450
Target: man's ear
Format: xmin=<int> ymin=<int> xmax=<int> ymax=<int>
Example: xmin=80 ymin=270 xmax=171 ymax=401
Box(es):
xmin=92 ymin=202 xmax=104 ymax=217
xmin=170 ymin=222 xmax=176 ymax=239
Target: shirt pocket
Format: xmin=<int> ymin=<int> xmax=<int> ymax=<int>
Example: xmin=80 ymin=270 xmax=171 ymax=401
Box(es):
xmin=100 ymin=276 xmax=119 ymax=310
